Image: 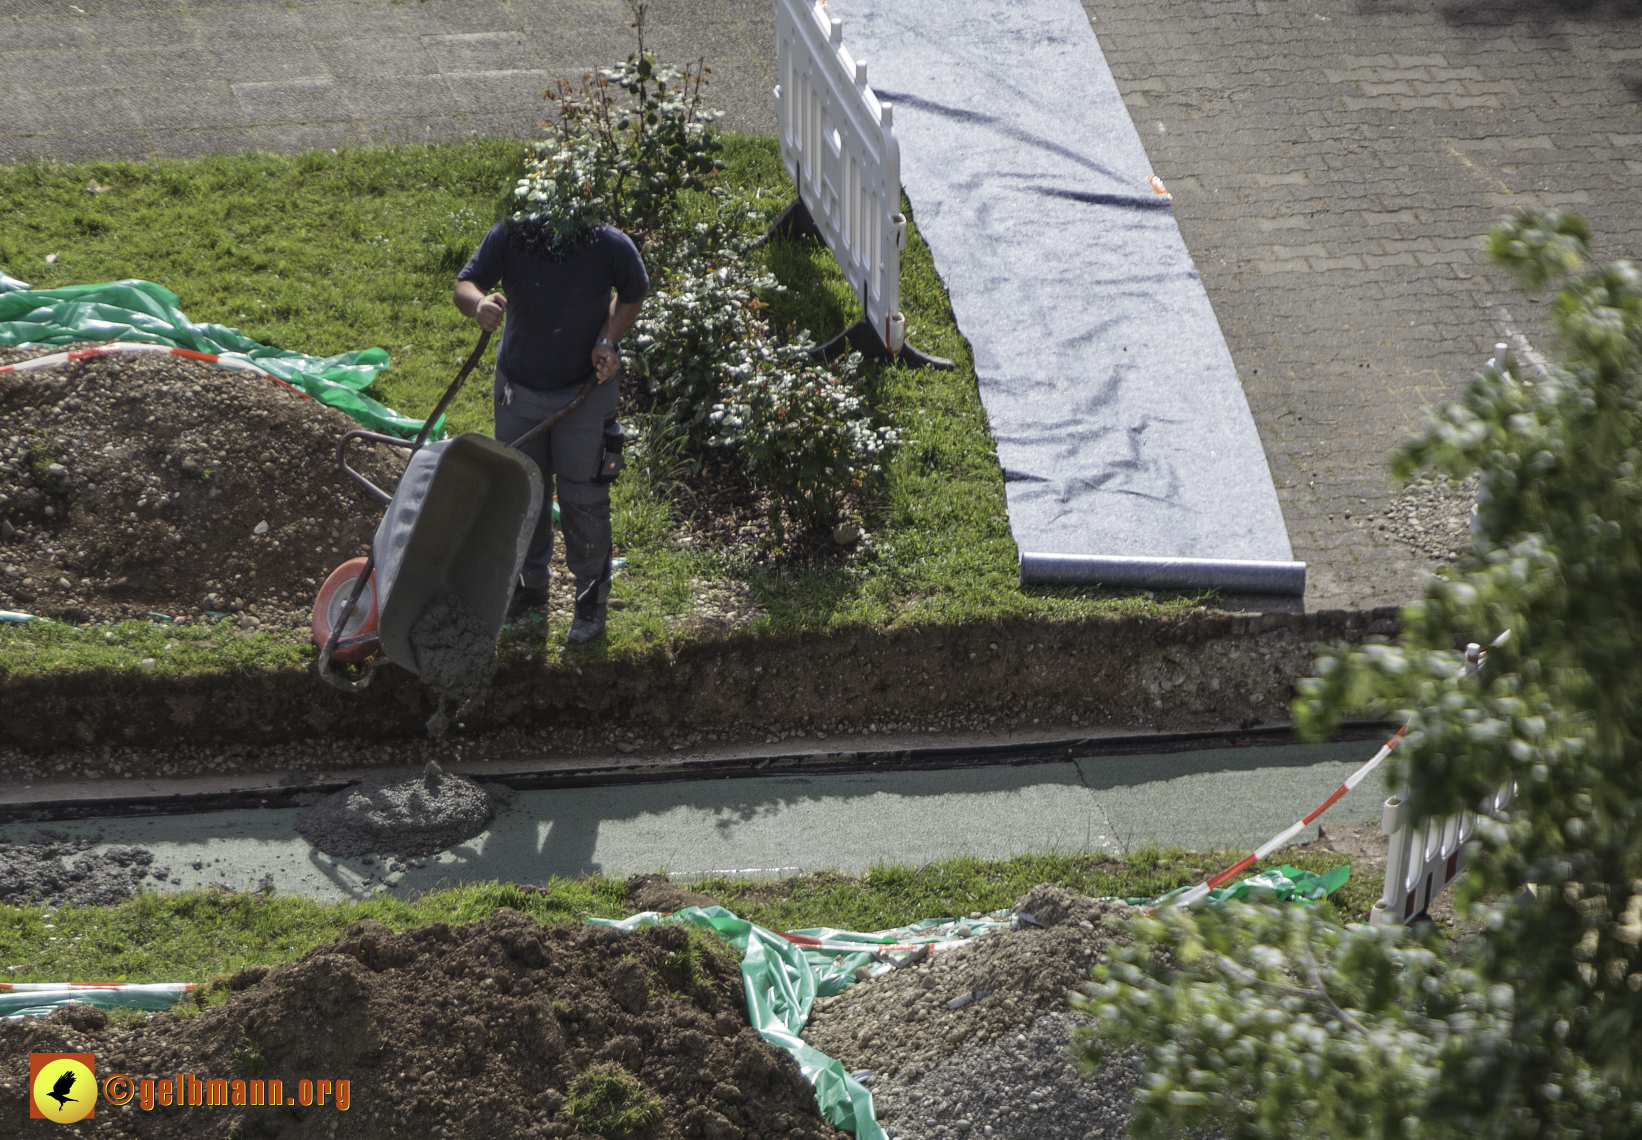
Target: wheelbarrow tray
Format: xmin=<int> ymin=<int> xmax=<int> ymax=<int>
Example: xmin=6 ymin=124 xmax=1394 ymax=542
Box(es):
xmin=371 ymin=432 xmax=543 ymax=674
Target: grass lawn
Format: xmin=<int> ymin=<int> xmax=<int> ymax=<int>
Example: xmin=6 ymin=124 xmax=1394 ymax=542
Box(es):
xmin=0 ymin=135 xmax=1197 ymax=676
xmin=0 ymin=847 xmax=1371 ymax=1000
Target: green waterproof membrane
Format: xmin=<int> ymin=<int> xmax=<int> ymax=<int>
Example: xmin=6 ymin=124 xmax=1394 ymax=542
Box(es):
xmin=0 ymin=279 xmax=435 ymax=438
xmin=590 ymin=871 xmax=1349 ymax=1137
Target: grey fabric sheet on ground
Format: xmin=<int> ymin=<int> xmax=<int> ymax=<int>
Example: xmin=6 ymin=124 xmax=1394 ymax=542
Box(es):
xmin=831 ymin=0 xmax=1303 ymax=593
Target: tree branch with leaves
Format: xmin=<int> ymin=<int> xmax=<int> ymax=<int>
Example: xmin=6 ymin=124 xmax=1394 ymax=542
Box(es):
xmin=1073 ymin=210 xmax=1642 ymax=1139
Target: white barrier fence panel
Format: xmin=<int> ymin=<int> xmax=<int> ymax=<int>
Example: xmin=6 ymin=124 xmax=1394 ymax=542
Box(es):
xmin=1371 ymin=780 xmax=1514 ymax=925
xmin=773 ymin=0 xmax=908 ymax=349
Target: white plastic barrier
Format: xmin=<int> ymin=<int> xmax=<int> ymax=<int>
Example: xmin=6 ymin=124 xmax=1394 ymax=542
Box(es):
xmin=773 ymin=0 xmax=907 ymax=349
xmin=1371 ymin=780 xmax=1513 ymax=925
xmin=1371 ymin=634 xmax=1515 ymax=925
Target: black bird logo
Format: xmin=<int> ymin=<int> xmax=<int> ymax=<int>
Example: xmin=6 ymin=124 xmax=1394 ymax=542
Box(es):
xmin=47 ymin=1069 xmax=78 ymax=1110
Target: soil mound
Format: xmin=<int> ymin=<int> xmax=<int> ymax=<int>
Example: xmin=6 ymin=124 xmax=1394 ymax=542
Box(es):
xmin=626 ymin=873 xmax=719 ymax=914
xmin=0 ymin=348 xmax=406 ymax=628
xmin=294 ymin=769 xmax=512 ymax=858
xmin=0 ymin=908 xmax=848 ymax=1140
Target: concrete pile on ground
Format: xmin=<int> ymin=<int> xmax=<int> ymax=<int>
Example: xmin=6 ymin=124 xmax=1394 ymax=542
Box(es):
xmin=0 ymin=347 xmax=405 ymax=628
xmin=0 ymin=908 xmax=849 ymax=1140
xmin=802 ymin=884 xmax=1143 ymax=1140
xmin=0 ymin=829 xmax=168 ymax=906
xmin=294 ymin=767 xmax=512 ymax=858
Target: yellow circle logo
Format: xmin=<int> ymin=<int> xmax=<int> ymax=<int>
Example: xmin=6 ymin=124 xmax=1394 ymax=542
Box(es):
xmin=31 ymin=1056 xmax=97 ymax=1123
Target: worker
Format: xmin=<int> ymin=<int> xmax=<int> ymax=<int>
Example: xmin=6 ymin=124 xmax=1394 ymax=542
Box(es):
xmin=453 ymin=220 xmax=648 ymax=645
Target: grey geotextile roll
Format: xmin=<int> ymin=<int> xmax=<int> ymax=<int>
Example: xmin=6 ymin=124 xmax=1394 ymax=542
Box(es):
xmin=830 ymin=0 xmax=1302 ymax=593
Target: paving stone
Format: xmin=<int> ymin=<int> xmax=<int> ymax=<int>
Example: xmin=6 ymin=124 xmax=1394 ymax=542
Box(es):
xmin=1082 ymin=0 xmax=1641 ymax=608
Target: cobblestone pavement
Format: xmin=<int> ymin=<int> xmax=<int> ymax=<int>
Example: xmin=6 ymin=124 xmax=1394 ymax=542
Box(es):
xmin=2 ymin=0 xmax=1638 ymax=608
xmin=1086 ymin=0 xmax=1642 ymax=607
xmin=0 ymin=0 xmax=778 ymax=160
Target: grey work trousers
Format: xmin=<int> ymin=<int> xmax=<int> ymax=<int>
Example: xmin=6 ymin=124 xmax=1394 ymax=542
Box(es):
xmin=493 ymin=371 xmax=619 ymax=601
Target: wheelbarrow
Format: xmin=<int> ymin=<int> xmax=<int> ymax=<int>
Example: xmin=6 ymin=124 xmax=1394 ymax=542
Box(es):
xmin=312 ymin=330 xmax=598 ymax=702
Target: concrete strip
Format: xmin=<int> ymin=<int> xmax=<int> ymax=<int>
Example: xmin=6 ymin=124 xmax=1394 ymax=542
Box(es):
xmin=21 ymin=742 xmax=1375 ymax=902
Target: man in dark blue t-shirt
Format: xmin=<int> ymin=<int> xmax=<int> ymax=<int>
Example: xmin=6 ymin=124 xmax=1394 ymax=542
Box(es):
xmin=454 ymin=221 xmax=648 ymax=644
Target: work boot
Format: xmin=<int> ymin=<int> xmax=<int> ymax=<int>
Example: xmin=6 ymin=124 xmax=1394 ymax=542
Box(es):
xmin=506 ymin=582 xmax=550 ymax=621
xmin=566 ymin=594 xmax=607 ymax=645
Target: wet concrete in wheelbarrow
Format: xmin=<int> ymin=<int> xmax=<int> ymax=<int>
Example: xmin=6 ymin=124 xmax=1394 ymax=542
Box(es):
xmin=0 ymin=742 xmax=1375 ymax=904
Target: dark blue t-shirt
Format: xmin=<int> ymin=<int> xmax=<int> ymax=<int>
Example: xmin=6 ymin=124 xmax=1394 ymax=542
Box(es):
xmin=457 ymin=223 xmax=649 ymax=391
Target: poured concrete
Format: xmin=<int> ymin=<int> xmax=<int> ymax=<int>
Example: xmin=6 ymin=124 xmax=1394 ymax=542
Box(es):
xmin=11 ymin=742 xmax=1386 ymax=902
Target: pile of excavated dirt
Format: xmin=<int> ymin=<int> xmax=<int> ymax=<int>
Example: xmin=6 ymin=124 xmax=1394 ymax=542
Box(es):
xmin=0 ymin=829 xmax=167 ymax=906
xmin=294 ymin=768 xmax=512 ymax=858
xmin=0 ymin=908 xmax=849 ymax=1140
xmin=802 ymin=885 xmax=1143 ymax=1140
xmin=802 ymin=887 xmax=1132 ymax=1079
xmin=0 ymin=347 xmax=407 ymax=628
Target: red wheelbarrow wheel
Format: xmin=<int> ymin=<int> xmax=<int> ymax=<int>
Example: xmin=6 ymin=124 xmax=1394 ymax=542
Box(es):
xmin=311 ymin=557 xmax=381 ymax=663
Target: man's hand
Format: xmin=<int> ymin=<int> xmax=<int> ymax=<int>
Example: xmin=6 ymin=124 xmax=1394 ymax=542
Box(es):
xmin=474 ymin=292 xmax=507 ymax=333
xmin=593 ymin=297 xmax=643 ymax=384
xmin=592 ymin=340 xmax=621 ymax=383
xmin=454 ymin=280 xmax=506 ymax=332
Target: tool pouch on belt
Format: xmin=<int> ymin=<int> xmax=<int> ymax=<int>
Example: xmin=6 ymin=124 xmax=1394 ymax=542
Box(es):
xmin=594 ymin=419 xmax=626 ymax=485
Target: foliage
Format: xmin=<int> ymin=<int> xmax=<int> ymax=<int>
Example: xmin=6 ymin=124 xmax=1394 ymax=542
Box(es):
xmin=0 ymin=135 xmax=1190 ymax=664
xmin=711 ymin=339 xmax=900 ymax=534
xmin=624 ymin=221 xmax=780 ymax=444
xmin=1072 ymin=210 xmax=1642 ymax=1139
xmin=515 ymin=3 xmax=721 ymax=246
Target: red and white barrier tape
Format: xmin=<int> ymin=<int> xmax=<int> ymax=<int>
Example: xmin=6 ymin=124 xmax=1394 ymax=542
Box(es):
xmin=0 ymin=341 xmax=311 ymax=400
xmin=1169 ymin=726 xmax=1407 ymax=909
xmin=1 ymin=982 xmax=194 ymax=993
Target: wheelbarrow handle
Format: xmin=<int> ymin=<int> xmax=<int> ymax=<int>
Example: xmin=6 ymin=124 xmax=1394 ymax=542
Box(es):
xmin=505 ymin=371 xmax=602 ymax=451
xmin=415 ymin=329 xmax=492 ymax=448
xmin=336 ymin=429 xmax=420 ymax=506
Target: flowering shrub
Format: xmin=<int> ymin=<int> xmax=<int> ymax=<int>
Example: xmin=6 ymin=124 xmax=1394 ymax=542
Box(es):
xmin=710 ymin=343 xmax=901 ymax=533
xmin=625 ymin=225 xmax=780 ymax=444
xmin=510 ymin=48 xmax=721 ymax=248
xmin=499 ymin=17 xmax=904 ymax=539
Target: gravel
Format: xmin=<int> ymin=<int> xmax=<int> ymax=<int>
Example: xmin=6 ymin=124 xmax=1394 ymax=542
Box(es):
xmin=802 ymin=885 xmax=1152 ymax=1140
xmin=1359 ymin=474 xmax=1478 ymax=564
xmin=0 ymin=830 xmax=167 ymax=905
xmin=293 ymin=768 xmax=512 ymax=857
xmin=869 ymin=1011 xmax=1140 ymax=1140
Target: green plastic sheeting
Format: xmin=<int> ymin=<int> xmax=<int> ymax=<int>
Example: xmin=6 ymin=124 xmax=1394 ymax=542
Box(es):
xmin=1 ymin=988 xmax=190 ymax=1021
xmin=0 ymin=279 xmax=435 ymax=439
xmin=592 ymin=906 xmax=887 ymax=1140
xmin=1208 ymin=863 xmax=1349 ymax=904
xmin=1153 ymin=863 xmax=1351 ymax=908
xmin=589 ymin=867 xmax=1350 ymax=1139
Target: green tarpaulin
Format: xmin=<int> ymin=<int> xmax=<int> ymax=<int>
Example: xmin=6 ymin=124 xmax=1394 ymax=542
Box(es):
xmin=0 ymin=279 xmax=433 ymax=438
